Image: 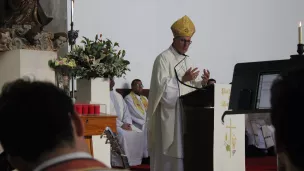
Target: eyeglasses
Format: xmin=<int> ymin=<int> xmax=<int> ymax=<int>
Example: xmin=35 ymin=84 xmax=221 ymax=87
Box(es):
xmin=136 ymin=84 xmax=144 ymax=88
xmin=179 ymin=38 xmax=192 ymax=45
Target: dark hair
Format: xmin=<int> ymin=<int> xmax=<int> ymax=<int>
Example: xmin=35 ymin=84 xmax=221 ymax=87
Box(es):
xmin=131 ymin=79 xmax=142 ymax=86
xmin=271 ymin=68 xmax=304 ymax=169
xmin=0 ymin=79 xmax=76 ymax=162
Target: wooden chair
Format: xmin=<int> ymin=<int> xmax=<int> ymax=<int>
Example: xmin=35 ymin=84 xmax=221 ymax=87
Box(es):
xmin=102 ymin=127 xmax=130 ymax=169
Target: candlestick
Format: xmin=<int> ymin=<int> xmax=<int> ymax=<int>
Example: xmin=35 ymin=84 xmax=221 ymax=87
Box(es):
xmin=299 ymin=21 xmax=302 ymax=44
xmin=290 ymin=44 xmax=304 ymax=59
xmin=68 ymin=0 xmax=79 ymax=99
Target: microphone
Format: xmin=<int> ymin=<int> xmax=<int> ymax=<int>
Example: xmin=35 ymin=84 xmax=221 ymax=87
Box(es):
xmin=174 ymin=55 xmax=206 ymax=91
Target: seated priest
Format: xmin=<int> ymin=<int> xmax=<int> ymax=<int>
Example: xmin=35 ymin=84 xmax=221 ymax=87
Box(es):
xmin=245 ymin=115 xmax=275 ymax=157
xmin=110 ymin=78 xmax=145 ymax=166
xmin=0 ymin=78 xmax=108 ymax=171
xmin=124 ymin=79 xmax=149 ymax=158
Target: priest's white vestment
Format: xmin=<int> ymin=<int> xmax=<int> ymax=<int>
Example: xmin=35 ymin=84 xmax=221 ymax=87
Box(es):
xmin=125 ymin=93 xmax=149 ymax=157
xmin=110 ymin=90 xmax=145 ymax=166
xmin=147 ymin=46 xmax=202 ymax=171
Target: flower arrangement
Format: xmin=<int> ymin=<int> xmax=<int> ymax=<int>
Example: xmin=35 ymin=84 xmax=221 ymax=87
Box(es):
xmin=48 ymin=57 xmax=76 ymax=76
xmin=67 ymin=34 xmax=130 ymax=79
xmin=48 ymin=57 xmax=76 ymax=96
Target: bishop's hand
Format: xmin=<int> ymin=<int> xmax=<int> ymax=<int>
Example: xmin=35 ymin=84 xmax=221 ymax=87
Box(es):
xmin=201 ymin=69 xmax=210 ymax=86
xmin=182 ymin=67 xmax=200 ymax=82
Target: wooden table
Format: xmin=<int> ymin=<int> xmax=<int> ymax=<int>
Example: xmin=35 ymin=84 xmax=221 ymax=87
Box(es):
xmin=80 ymin=115 xmax=117 ymax=156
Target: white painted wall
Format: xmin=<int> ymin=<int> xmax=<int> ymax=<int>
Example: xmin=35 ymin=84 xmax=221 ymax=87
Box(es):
xmin=68 ymin=0 xmax=304 ymax=88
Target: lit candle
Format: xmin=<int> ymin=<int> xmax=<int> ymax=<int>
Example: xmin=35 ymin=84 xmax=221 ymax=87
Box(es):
xmin=71 ymin=0 xmax=74 ymax=22
xmin=299 ymin=21 xmax=302 ymax=44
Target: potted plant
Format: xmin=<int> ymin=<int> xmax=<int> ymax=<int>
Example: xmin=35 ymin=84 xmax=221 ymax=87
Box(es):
xmin=67 ymin=34 xmax=130 ymax=113
xmin=68 ymin=34 xmax=130 ymax=79
xmin=48 ymin=57 xmax=76 ymax=96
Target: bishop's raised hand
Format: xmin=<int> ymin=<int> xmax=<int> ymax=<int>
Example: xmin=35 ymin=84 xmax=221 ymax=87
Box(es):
xmin=182 ymin=67 xmax=200 ymax=82
xmin=201 ymin=69 xmax=210 ymax=86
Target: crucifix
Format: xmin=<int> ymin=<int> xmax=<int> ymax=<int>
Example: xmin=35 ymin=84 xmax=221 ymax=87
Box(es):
xmin=226 ymin=118 xmax=236 ymax=158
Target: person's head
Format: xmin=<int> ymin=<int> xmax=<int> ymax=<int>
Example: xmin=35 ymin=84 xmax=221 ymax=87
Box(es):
xmin=110 ymin=77 xmax=115 ymax=91
xmin=131 ymin=79 xmax=143 ymax=95
xmin=0 ymin=78 xmax=86 ymax=170
xmin=171 ymin=15 xmax=195 ymax=55
xmin=207 ymin=78 xmax=216 ymax=85
xmin=271 ymin=68 xmax=304 ymax=171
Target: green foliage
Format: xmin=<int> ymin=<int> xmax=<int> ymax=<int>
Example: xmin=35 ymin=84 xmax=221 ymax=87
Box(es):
xmin=67 ymin=34 xmax=130 ymax=79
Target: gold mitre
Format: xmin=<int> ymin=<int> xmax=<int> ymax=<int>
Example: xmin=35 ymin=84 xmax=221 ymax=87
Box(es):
xmin=171 ymin=15 xmax=196 ymax=38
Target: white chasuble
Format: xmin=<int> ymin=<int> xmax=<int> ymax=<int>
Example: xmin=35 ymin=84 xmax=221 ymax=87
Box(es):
xmin=124 ymin=93 xmax=148 ymax=130
xmin=110 ymin=91 xmax=145 ymax=166
xmin=147 ymin=46 xmax=202 ymax=171
xmin=125 ymin=93 xmax=149 ymax=157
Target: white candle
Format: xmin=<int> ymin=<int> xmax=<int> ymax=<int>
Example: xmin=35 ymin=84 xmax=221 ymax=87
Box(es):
xmin=71 ymin=0 xmax=74 ymax=22
xmin=299 ymin=21 xmax=302 ymax=44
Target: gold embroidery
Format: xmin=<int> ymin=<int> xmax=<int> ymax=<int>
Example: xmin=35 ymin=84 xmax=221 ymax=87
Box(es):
xmin=130 ymin=91 xmax=148 ymax=115
xmin=221 ymin=88 xmax=231 ymax=95
xmin=221 ymin=100 xmax=229 ymax=108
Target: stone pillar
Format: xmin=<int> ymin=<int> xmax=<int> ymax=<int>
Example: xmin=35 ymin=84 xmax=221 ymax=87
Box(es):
xmin=0 ymin=50 xmax=56 ymax=88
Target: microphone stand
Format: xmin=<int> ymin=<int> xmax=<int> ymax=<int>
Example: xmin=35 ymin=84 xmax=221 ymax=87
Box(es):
xmin=68 ymin=0 xmax=79 ymax=99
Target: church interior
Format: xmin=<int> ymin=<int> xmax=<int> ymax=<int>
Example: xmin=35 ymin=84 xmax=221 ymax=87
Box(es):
xmin=0 ymin=0 xmax=303 ymax=170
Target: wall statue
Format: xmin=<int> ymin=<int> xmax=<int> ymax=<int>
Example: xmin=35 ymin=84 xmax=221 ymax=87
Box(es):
xmin=0 ymin=0 xmax=67 ymax=52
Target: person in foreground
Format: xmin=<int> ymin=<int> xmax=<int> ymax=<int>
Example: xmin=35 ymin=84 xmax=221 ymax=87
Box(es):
xmin=147 ymin=15 xmax=210 ymax=171
xmin=271 ymin=68 xmax=304 ymax=171
xmin=0 ymin=79 xmax=108 ymax=171
xmin=110 ymin=78 xmax=145 ymax=166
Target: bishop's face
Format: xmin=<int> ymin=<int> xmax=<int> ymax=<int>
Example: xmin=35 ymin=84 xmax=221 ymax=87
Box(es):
xmin=172 ymin=36 xmax=192 ymax=55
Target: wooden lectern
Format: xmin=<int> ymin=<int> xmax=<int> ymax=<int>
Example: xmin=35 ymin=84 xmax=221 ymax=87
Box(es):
xmin=180 ymin=85 xmax=215 ymax=171
xmin=181 ymin=84 xmax=245 ymax=171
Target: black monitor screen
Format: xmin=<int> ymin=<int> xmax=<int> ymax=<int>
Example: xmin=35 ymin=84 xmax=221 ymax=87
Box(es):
xmin=256 ymin=73 xmax=279 ymax=109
